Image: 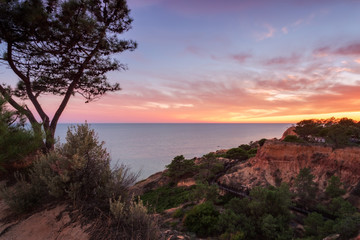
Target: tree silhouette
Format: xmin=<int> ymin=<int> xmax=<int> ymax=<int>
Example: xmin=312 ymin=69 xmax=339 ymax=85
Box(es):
xmin=0 ymin=0 xmax=136 ymax=149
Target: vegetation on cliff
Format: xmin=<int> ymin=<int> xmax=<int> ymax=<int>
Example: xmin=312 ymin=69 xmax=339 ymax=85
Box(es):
xmin=138 ymin=135 xmax=360 ymax=239
xmin=294 ymin=117 xmax=360 ymax=147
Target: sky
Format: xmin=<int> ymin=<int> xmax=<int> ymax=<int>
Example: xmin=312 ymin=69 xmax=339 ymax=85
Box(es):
xmin=1 ymin=0 xmax=360 ymax=123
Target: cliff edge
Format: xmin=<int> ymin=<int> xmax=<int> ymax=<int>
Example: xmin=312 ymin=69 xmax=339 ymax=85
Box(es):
xmin=218 ymin=140 xmax=360 ymax=200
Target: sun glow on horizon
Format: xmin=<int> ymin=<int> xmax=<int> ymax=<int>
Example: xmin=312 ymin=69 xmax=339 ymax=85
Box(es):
xmin=2 ymin=1 xmax=360 ymax=124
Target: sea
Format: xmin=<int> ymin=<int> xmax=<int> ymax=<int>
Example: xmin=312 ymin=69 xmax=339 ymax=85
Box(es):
xmin=55 ymin=123 xmax=292 ymax=180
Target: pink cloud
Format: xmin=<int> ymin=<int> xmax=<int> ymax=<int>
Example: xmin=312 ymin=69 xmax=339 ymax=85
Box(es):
xmin=211 ymin=52 xmax=252 ymax=64
xmin=255 ymin=24 xmax=276 ymax=41
xmin=230 ymin=53 xmax=252 ymax=63
xmin=314 ymin=43 xmax=360 ymax=56
xmin=334 ymin=43 xmax=360 ymax=55
xmin=184 ymin=46 xmax=205 ymax=56
xmin=264 ymin=53 xmax=301 ymax=65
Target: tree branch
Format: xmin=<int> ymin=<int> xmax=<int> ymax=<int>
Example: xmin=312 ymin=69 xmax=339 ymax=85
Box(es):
xmin=0 ymin=84 xmax=38 ymax=125
xmin=50 ymin=29 xmax=108 ymax=130
xmin=7 ymin=43 xmax=50 ymax=127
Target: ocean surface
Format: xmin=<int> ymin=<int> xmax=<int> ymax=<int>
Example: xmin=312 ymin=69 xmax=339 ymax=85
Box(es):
xmin=56 ymin=123 xmax=292 ymax=180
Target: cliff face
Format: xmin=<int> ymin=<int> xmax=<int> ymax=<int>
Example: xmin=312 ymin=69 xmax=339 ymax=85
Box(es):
xmin=218 ymin=140 xmax=360 ymax=195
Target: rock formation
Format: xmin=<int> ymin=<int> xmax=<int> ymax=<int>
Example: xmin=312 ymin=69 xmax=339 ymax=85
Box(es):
xmin=218 ymin=140 xmax=360 ymax=198
xmin=280 ymin=126 xmax=298 ymax=140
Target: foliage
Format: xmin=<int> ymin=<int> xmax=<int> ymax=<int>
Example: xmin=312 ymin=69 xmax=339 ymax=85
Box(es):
xmin=325 ymin=176 xmax=346 ymax=199
xmin=216 ymin=184 xmax=293 ymax=240
xmin=140 ymin=185 xmax=194 ymax=213
xmin=303 ymin=211 xmax=360 ymax=240
xmin=165 ymin=155 xmax=197 ymax=181
xmin=197 ymin=153 xmax=224 ymax=182
xmin=190 ymin=181 xmax=219 ymax=203
xmin=283 ymin=135 xmax=304 ymax=143
xmin=30 ymin=124 xmax=137 ymax=206
xmin=225 ymin=147 xmax=249 ymax=161
xmin=258 ymin=138 xmax=267 ymax=146
xmin=301 ymin=177 xmax=360 ymax=240
xmin=247 ymin=148 xmax=257 ymax=157
xmin=0 ymin=97 xmax=42 ymax=171
xmin=294 ymin=118 xmax=360 ymax=147
xmin=184 ymin=201 xmax=220 ymax=237
xmin=102 ymin=195 xmax=160 ymax=239
xmin=2 ymin=123 xmax=138 ymax=213
xmin=0 ymin=173 xmax=44 ymax=213
xmin=0 ymin=0 xmax=136 ymax=149
xmin=294 ymin=168 xmax=318 ymax=207
xmin=238 ymin=144 xmax=251 ymax=151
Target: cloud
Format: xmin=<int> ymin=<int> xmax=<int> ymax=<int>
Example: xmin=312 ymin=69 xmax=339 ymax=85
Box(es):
xmin=211 ymin=52 xmax=252 ymax=64
xmin=281 ymin=27 xmax=288 ymax=34
xmin=314 ymin=43 xmax=360 ymax=57
xmin=229 ymin=53 xmax=252 ymax=63
xmin=264 ymin=53 xmax=301 ymax=65
xmin=184 ymin=46 xmax=205 ymax=56
xmin=334 ymin=43 xmax=360 ymax=55
xmin=255 ymin=24 xmax=276 ymax=41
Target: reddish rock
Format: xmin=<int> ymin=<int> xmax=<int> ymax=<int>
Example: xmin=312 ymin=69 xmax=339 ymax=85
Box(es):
xmin=280 ymin=126 xmax=298 ymax=140
xmin=219 ymin=140 xmax=360 ymax=197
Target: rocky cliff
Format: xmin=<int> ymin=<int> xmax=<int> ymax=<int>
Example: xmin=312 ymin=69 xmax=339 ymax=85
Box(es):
xmin=218 ymin=140 xmax=360 ymax=197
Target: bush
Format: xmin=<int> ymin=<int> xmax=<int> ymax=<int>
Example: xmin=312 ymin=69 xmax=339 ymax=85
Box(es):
xmin=0 ymin=173 xmax=44 ymax=213
xmin=2 ymin=123 xmax=138 ymax=213
xmin=217 ymin=184 xmax=293 ymax=239
xmin=99 ymin=196 xmax=160 ymax=240
xmin=225 ymin=148 xmax=248 ymax=161
xmin=44 ymin=124 xmax=137 ymax=204
xmin=0 ymin=97 xmax=42 ymax=171
xmin=247 ymin=148 xmax=257 ymax=157
xmin=258 ymin=138 xmax=266 ymax=146
xmin=197 ymin=153 xmax=224 ymax=182
xmin=166 ymin=155 xmax=197 ymax=181
xmin=184 ymin=201 xmax=219 ymax=237
xmin=190 ymin=182 xmax=219 ymax=203
xmin=295 ymin=168 xmax=318 ymax=207
xmin=141 ymin=186 xmax=194 ymax=212
xmin=238 ymin=144 xmax=251 ymax=151
xmin=325 ymin=176 xmax=346 ymax=199
xmin=283 ymin=135 xmax=304 ymax=143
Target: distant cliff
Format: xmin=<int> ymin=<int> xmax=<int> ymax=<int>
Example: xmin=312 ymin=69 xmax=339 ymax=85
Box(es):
xmin=218 ymin=140 xmax=360 ymax=197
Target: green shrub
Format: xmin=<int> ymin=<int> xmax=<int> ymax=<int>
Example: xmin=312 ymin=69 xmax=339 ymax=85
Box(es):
xmin=247 ymin=148 xmax=257 ymax=157
xmin=0 ymin=98 xmax=42 ymax=171
xmin=295 ymin=168 xmax=318 ymax=207
xmin=283 ymin=135 xmax=304 ymax=143
xmin=31 ymin=124 xmax=137 ymax=205
xmin=218 ymin=184 xmax=293 ymax=239
xmin=2 ymin=123 xmax=138 ymax=214
xmin=99 ymin=196 xmax=160 ymax=240
xmin=325 ymin=176 xmax=346 ymax=199
xmin=225 ymin=148 xmax=248 ymax=161
xmin=141 ymin=186 xmax=194 ymax=212
xmin=258 ymin=138 xmax=266 ymax=146
xmin=0 ymin=173 xmax=43 ymax=213
xmin=190 ymin=182 xmax=219 ymax=203
xmin=172 ymin=208 xmax=185 ymax=218
xmin=197 ymin=153 xmax=224 ymax=182
xmin=238 ymin=144 xmax=251 ymax=151
xmin=184 ymin=202 xmax=219 ymax=237
xmin=166 ymin=155 xmax=197 ymax=181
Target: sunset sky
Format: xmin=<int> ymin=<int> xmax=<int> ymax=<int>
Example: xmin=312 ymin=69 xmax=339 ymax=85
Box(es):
xmin=2 ymin=0 xmax=360 ymax=123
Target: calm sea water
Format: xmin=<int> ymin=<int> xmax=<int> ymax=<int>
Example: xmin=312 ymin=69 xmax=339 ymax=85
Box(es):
xmin=56 ymin=123 xmax=292 ymax=180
